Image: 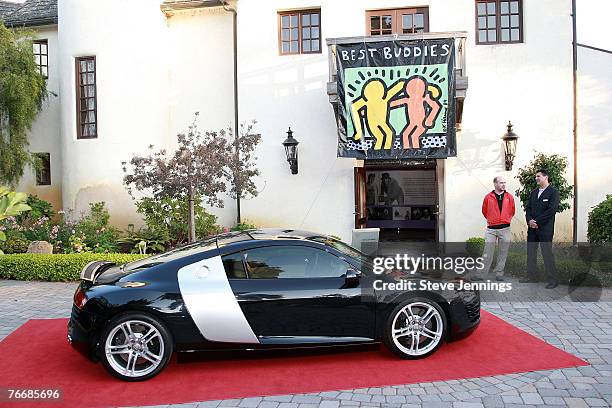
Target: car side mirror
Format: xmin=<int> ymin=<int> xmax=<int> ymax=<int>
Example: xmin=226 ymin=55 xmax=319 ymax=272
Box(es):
xmin=345 ymin=269 xmax=361 ymax=287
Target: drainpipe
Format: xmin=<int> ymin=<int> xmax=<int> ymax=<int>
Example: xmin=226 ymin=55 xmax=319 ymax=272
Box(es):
xmin=571 ymin=0 xmax=578 ymax=245
xmin=221 ymin=0 xmax=241 ymax=224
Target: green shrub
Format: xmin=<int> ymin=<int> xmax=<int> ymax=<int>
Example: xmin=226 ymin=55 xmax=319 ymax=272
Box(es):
xmin=47 ymin=210 xmax=71 ymax=253
xmin=466 ymin=237 xmax=485 ymax=257
xmin=0 ymin=253 xmax=147 ymax=281
xmin=231 ymin=221 xmax=256 ymax=232
xmin=503 ymin=249 xmax=612 ymax=287
xmin=2 ymin=201 xmax=121 ymax=254
xmin=515 ymin=153 xmax=573 ymax=213
xmin=2 ymin=195 xmax=54 ymax=246
xmin=3 ymin=217 xmax=52 ymax=247
xmin=0 ymin=187 xmax=32 ymax=253
xmin=16 ymin=195 xmax=54 ymax=223
xmin=13 ymin=214 xmax=53 ymax=243
xmin=136 ymin=196 xmax=221 ymax=246
xmin=117 ymin=227 xmax=169 ymax=254
xmin=0 ymin=235 xmax=29 ymax=254
xmin=74 ymin=202 xmax=120 ymax=253
xmin=51 ymin=202 xmax=120 ymax=253
xmin=588 ymin=195 xmax=612 ymax=244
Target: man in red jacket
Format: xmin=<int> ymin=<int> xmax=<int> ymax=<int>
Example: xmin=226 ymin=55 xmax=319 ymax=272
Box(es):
xmin=472 ymin=176 xmax=516 ymax=281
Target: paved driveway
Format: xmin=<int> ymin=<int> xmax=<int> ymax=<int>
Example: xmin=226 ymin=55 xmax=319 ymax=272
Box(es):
xmin=1 ymin=279 xmax=611 ymax=408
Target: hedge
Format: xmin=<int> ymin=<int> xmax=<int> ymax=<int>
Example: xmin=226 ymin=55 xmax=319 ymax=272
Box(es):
xmin=465 ymin=237 xmax=485 ymax=257
xmin=502 ymin=251 xmax=612 ymax=287
xmin=0 ymin=253 xmax=148 ymax=282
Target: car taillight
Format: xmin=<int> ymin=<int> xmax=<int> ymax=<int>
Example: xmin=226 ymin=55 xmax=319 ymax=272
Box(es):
xmin=74 ymin=288 xmax=88 ymax=309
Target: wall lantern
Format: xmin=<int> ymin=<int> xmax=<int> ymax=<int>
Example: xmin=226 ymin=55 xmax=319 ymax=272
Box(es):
xmin=502 ymin=121 xmax=519 ymax=171
xmin=282 ymin=127 xmax=299 ymax=174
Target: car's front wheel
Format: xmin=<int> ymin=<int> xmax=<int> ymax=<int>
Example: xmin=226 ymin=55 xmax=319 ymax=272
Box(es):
xmin=100 ymin=312 xmax=173 ymax=381
xmin=384 ymin=298 xmax=447 ymax=359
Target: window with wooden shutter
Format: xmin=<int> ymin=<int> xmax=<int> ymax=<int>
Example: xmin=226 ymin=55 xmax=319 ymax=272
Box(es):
xmin=75 ymin=56 xmax=97 ymax=139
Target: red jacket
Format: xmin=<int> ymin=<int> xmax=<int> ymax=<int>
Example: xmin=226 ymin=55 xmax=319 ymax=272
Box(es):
xmin=482 ymin=191 xmax=515 ymax=227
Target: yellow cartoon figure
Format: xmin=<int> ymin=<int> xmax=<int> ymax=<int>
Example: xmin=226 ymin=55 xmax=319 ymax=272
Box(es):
xmin=350 ymin=79 xmax=405 ymax=150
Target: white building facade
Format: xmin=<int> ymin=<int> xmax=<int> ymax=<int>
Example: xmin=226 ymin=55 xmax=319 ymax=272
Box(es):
xmin=4 ymin=0 xmax=611 ymax=243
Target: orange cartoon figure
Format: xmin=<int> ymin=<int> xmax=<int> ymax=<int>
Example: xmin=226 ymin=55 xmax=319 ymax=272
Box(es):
xmin=350 ymin=78 xmax=405 ymax=150
xmin=390 ymin=77 xmax=442 ymax=149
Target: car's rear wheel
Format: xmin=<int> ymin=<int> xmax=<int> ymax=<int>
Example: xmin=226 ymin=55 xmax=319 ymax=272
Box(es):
xmin=100 ymin=312 xmax=172 ymax=381
xmin=384 ymin=298 xmax=447 ymax=359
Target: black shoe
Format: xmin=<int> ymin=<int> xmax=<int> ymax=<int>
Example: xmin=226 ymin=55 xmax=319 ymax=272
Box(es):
xmin=519 ymin=277 xmax=538 ymax=283
xmin=545 ymin=282 xmax=558 ymax=289
xmin=495 ymin=276 xmax=504 ymax=281
xmin=471 ymin=276 xmax=484 ymax=281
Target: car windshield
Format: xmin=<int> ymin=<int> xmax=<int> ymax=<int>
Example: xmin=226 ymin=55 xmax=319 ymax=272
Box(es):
xmin=308 ymin=235 xmax=373 ymax=265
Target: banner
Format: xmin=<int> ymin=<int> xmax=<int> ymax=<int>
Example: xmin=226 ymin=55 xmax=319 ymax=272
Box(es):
xmin=335 ymin=38 xmax=456 ymax=159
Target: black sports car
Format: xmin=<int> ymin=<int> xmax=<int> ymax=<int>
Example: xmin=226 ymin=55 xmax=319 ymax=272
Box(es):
xmin=68 ymin=229 xmax=480 ymax=381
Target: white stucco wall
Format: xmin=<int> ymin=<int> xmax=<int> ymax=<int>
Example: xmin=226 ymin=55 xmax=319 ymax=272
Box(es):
xmin=235 ymin=0 xmax=575 ymax=242
xmin=16 ymin=27 xmax=62 ymax=210
xmin=165 ymin=7 xmax=236 ymax=227
xmin=575 ymin=0 xmax=612 ymax=242
xmin=55 ymin=1 xmax=237 ymax=229
xmin=439 ymin=0 xmax=574 ymax=242
xmin=576 ymin=46 xmax=612 ymax=242
xmin=236 ymin=0 xmax=355 ymax=242
xmin=16 ymin=0 xmax=604 ymax=244
xmin=57 ymin=0 xmax=170 ymax=227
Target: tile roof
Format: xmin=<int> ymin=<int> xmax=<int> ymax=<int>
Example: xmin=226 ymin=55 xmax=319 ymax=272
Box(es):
xmin=3 ymin=0 xmax=57 ymax=27
xmin=0 ymin=1 xmax=19 ymax=20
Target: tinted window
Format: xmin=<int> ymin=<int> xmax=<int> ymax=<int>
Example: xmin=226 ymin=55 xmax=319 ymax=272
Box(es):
xmin=310 ymin=249 xmax=351 ymax=278
xmin=245 ymin=246 xmax=349 ymax=279
xmin=222 ymin=252 xmax=247 ymax=279
xmin=308 ymin=236 xmax=373 ymax=268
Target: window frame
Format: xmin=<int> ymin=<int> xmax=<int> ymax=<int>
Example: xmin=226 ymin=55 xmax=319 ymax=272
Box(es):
xmin=277 ymin=9 xmax=322 ymax=56
xmin=33 ymin=39 xmax=48 ymax=79
xmin=241 ymin=245 xmax=351 ymax=279
xmin=33 ymin=152 xmax=51 ymax=186
xmin=366 ymin=7 xmax=430 ymax=36
xmin=75 ymin=56 xmax=98 ymax=139
xmin=475 ymin=0 xmax=524 ymax=45
xmin=222 ymin=251 xmax=249 ymax=280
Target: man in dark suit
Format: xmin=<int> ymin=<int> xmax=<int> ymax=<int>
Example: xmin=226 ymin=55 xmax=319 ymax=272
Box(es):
xmin=520 ymin=169 xmax=560 ymax=288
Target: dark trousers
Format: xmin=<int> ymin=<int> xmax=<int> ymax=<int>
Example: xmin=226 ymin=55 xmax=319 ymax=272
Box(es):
xmin=527 ymin=227 xmax=558 ymax=283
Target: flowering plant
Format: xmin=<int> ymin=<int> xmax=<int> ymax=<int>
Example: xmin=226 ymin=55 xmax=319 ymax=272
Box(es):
xmin=2 ymin=201 xmax=121 ymax=254
xmin=68 ymin=233 xmax=90 ymax=253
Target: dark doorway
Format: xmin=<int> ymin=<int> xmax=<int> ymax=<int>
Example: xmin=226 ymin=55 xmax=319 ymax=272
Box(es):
xmin=355 ymin=160 xmax=438 ymax=242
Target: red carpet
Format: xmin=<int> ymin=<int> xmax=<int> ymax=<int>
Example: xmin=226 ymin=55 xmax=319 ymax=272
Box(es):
xmin=0 ymin=311 xmax=586 ymax=407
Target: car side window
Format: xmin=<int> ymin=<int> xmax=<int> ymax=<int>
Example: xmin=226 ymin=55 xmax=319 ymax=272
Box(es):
xmin=222 ymin=252 xmax=247 ymax=279
xmin=310 ymin=249 xmax=352 ymax=278
xmin=244 ymin=246 xmax=350 ymax=279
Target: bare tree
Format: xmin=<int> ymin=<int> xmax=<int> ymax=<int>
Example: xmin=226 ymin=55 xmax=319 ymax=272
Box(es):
xmin=225 ymin=121 xmax=262 ymax=223
xmin=122 ymin=114 xmax=231 ymax=242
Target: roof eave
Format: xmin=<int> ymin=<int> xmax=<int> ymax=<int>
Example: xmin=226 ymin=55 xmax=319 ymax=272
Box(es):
xmin=5 ymin=16 xmax=58 ymax=27
xmin=160 ymin=0 xmax=225 ymax=17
